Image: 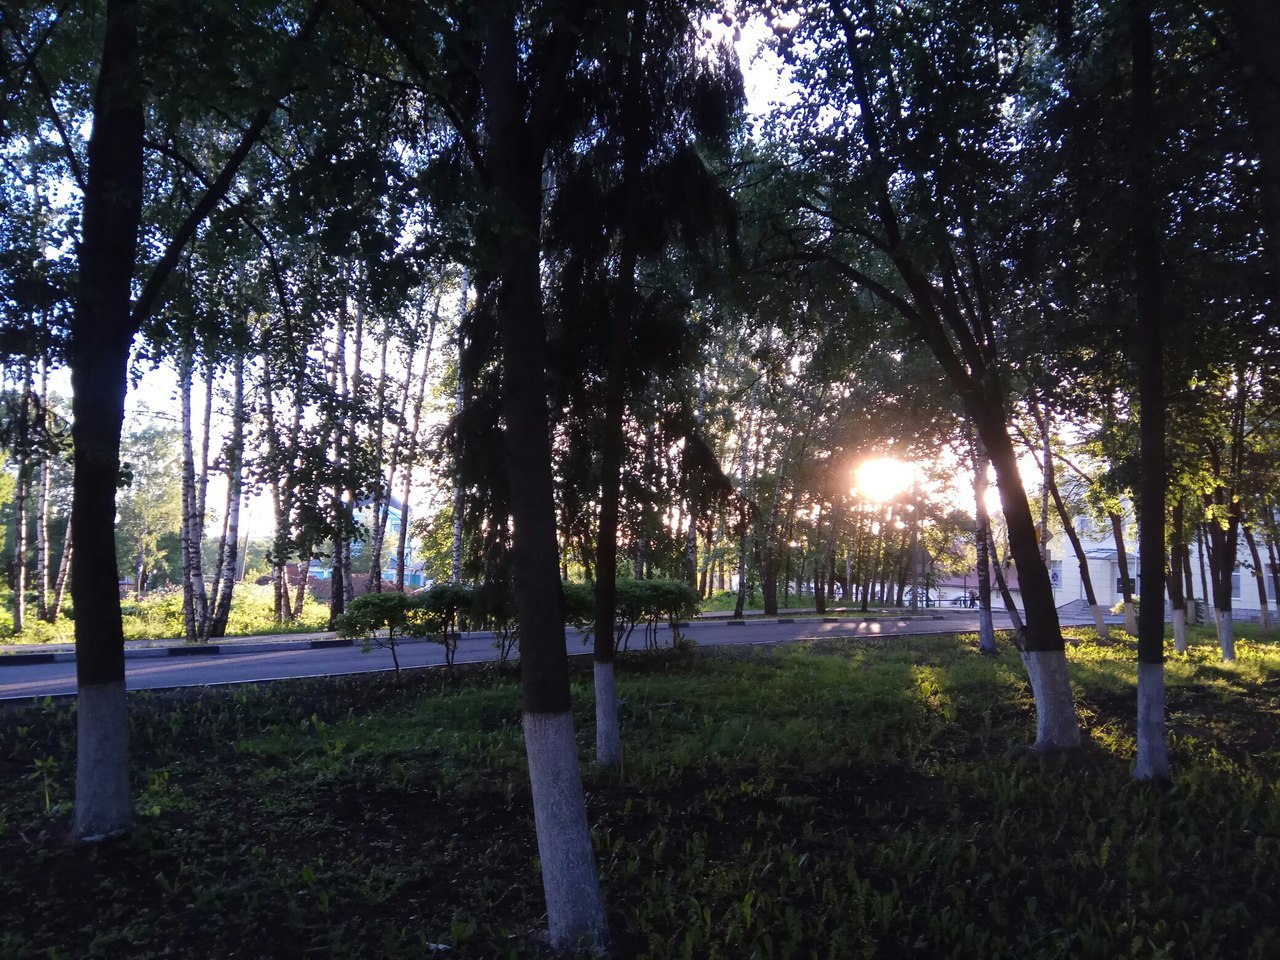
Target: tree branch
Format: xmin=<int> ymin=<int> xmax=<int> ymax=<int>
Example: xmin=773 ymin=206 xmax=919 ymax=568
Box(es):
xmin=130 ymin=0 xmax=330 ymax=328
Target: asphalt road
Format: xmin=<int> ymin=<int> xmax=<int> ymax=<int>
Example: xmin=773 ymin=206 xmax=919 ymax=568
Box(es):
xmin=0 ymin=610 xmax=1043 ymax=701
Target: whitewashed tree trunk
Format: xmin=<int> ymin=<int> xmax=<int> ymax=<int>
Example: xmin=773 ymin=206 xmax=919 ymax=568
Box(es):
xmin=1020 ymin=650 xmax=1081 ymax=751
xmin=1123 ymin=601 xmax=1137 ymax=636
xmin=522 ymin=711 xmax=608 ymax=952
xmin=1133 ymin=661 xmax=1170 ymax=780
xmin=978 ymin=608 xmax=995 ymax=652
xmin=1216 ymin=609 xmax=1236 ymax=661
xmin=1172 ymin=608 xmax=1188 ymax=653
xmin=73 ymin=681 xmax=131 ymax=840
xmin=1090 ymin=604 xmax=1110 ymax=640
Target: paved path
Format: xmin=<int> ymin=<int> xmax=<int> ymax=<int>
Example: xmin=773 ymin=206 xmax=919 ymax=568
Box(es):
xmin=0 ymin=609 xmax=1099 ymax=701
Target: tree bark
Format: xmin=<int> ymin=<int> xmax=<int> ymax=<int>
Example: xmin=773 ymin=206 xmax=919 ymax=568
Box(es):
xmin=972 ymin=434 xmax=997 ymax=653
xmin=70 ymin=0 xmax=145 ymax=840
xmin=483 ymin=13 xmax=606 ymax=949
xmin=1030 ymin=416 xmax=1108 ymax=639
xmin=1111 ymin=513 xmax=1137 ymax=635
xmin=1169 ymin=501 xmax=1188 ymax=652
xmin=50 ymin=517 xmax=72 ymax=621
xmin=11 ymin=361 xmax=32 ymax=634
xmin=1243 ymin=524 xmax=1271 ymax=631
xmin=179 ymin=347 xmax=210 ymax=642
xmin=397 ymin=296 xmax=437 ymax=592
xmin=208 ymin=353 xmax=244 ymax=638
xmin=1131 ymin=0 xmax=1171 ymax=779
xmin=35 ymin=358 xmax=50 ymax=622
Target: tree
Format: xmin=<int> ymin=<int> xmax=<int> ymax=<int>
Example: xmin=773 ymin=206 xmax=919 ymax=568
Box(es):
xmin=773 ymin=0 xmax=1080 ymax=749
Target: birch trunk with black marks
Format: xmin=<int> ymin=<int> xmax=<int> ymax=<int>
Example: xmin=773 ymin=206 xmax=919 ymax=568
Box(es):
xmin=179 ymin=348 xmax=210 ymax=643
xmin=364 ymin=334 xmax=391 ymax=593
xmin=35 ymin=359 xmax=50 ymax=622
xmin=398 ymin=297 xmax=437 ymax=592
xmin=451 ymin=273 xmax=469 ymax=584
xmin=733 ymin=376 xmax=760 ymax=619
xmin=50 ymin=517 xmax=71 ymax=621
xmin=208 ymin=353 xmax=244 ymax=638
xmin=10 ymin=362 xmax=32 ymax=634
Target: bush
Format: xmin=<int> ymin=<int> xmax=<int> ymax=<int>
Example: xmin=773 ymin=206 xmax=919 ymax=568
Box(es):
xmin=614 ymin=578 xmax=700 ymax=652
xmin=471 ymin=581 xmax=519 ymax=663
xmin=418 ymin=583 xmax=475 ymax=674
xmin=561 ymin=581 xmax=596 ymax=632
xmin=335 ymin=592 xmax=419 ymax=674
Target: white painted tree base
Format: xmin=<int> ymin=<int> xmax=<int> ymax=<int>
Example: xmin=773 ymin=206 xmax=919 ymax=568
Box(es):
xmin=1216 ymin=610 xmax=1236 ymax=662
xmin=1172 ymin=609 xmax=1188 ymax=654
xmin=1123 ymin=602 xmax=1137 ymax=636
xmin=73 ymin=680 xmax=132 ymax=841
xmin=1090 ymin=604 xmax=1110 ymax=640
xmin=977 ymin=610 xmax=997 ymax=654
xmin=1020 ymin=650 xmax=1081 ymax=751
xmin=1185 ymin=600 xmax=1196 ymax=625
xmin=522 ymin=711 xmax=607 ymax=953
xmin=594 ymin=661 xmax=622 ymax=769
xmin=1133 ymin=661 xmax=1170 ymax=781
xmin=1260 ymin=605 xmax=1272 ymax=633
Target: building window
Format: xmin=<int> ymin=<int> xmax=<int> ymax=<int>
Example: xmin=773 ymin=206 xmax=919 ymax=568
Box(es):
xmin=1232 ymin=569 xmax=1241 ymax=600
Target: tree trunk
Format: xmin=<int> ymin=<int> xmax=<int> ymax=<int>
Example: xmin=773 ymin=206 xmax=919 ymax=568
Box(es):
xmin=364 ymin=334 xmax=391 ymax=593
xmin=11 ymin=361 xmax=32 ymax=634
xmin=989 ymin=528 xmax=1024 ymax=632
xmin=451 ymin=274 xmax=468 ymax=584
xmin=209 ymin=353 xmax=244 ymax=638
xmin=1243 ymin=524 xmax=1271 ymax=631
xmin=71 ymin=0 xmax=144 ymax=840
xmin=1196 ymin=521 xmax=1211 ymax=627
xmin=1169 ymin=502 xmax=1188 ymax=653
xmin=35 ymin=359 xmax=50 ymax=622
xmin=1044 ymin=450 xmax=1107 ymax=639
xmin=1130 ymin=0 xmax=1170 ymax=780
xmin=50 ymin=518 xmax=72 ymax=621
xmin=398 ymin=296 xmax=437 ymax=592
xmin=1110 ymin=514 xmax=1137 ymax=635
xmin=1207 ymin=514 xmax=1240 ymax=661
xmin=972 ymin=435 xmax=997 ymax=653
xmin=483 ymin=14 xmax=605 ymax=950
xmin=179 ymin=348 xmax=210 ymax=643
xmin=733 ymin=377 xmax=759 ymax=619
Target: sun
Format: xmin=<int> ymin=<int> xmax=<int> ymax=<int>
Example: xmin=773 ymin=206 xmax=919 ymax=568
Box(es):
xmin=854 ymin=457 xmax=914 ymax=503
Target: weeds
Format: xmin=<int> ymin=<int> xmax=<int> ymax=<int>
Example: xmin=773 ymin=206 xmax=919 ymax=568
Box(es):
xmin=0 ymin=632 xmax=1276 ymax=958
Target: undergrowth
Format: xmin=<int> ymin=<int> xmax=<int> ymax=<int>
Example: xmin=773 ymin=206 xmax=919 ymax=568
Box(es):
xmin=0 ymin=629 xmax=1276 ymax=958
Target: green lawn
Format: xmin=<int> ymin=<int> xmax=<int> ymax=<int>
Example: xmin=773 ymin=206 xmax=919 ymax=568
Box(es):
xmin=0 ymin=629 xmax=1277 ymax=958
xmin=0 ymin=582 xmax=331 ymax=645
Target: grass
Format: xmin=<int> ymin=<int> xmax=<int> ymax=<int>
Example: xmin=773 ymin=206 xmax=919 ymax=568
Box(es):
xmin=0 ymin=583 xmax=330 ymax=644
xmin=0 ymin=628 xmax=1277 ymax=958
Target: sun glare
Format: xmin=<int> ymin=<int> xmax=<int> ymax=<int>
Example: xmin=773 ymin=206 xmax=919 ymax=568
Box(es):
xmin=854 ymin=457 xmax=915 ymax=504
